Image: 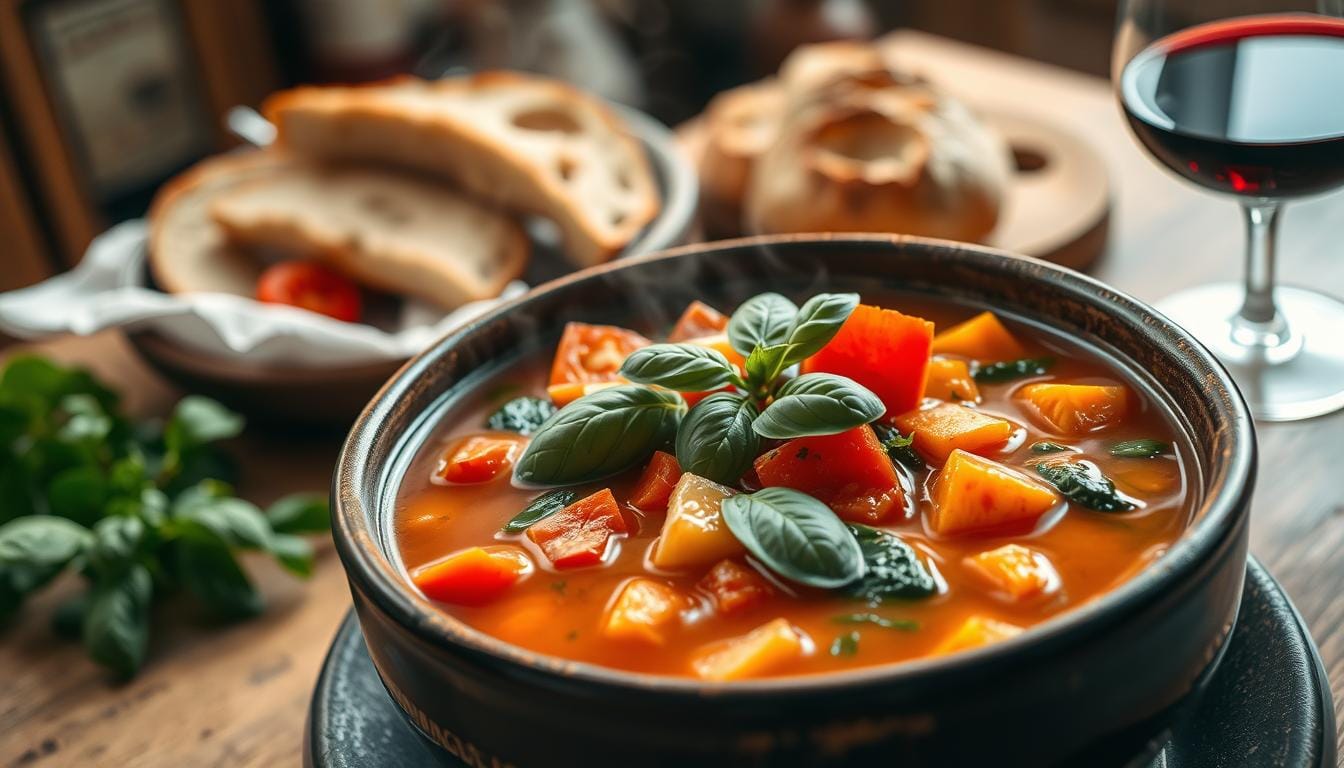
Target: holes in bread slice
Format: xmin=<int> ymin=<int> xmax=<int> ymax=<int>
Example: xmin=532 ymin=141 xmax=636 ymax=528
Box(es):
xmin=808 ymin=110 xmax=930 ymax=185
xmin=512 ymin=107 xmax=582 ymax=134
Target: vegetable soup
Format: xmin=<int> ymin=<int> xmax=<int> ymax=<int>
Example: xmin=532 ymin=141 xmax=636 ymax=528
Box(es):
xmin=394 ymin=293 xmax=1194 ymax=680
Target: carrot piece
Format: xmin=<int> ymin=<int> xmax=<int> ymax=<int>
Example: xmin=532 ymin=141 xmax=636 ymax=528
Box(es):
xmin=963 ymin=544 xmax=1060 ymax=601
xmin=669 ymin=301 xmax=729 ymax=341
xmin=923 ymin=358 xmax=980 ymax=403
xmin=411 ymin=546 xmax=530 ymax=606
xmin=652 ymin=473 xmax=743 ymax=570
xmin=691 ymin=618 xmax=805 ymax=681
xmin=754 ymin=425 xmax=899 ymax=503
xmin=629 ymin=451 xmax=683 ymax=511
xmin=437 ymin=434 xmax=525 ymax=484
xmin=603 ymin=578 xmax=689 ymax=645
xmin=894 ymin=403 xmax=1015 ymax=464
xmin=933 ymin=615 xmax=1024 ymax=655
xmin=800 ymin=304 xmax=934 ymax=416
xmin=929 ymin=449 xmax=1059 ymax=536
xmin=930 ymin=311 xmax=1026 ymax=362
xmin=526 ymin=488 xmax=628 ymax=569
xmin=698 ymin=559 xmax=774 ymax=615
xmin=1019 ymin=383 xmax=1129 ymax=435
xmin=548 ymin=322 xmax=650 ymax=387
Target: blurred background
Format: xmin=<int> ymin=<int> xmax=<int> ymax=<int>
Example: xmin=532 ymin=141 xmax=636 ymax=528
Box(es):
xmin=0 ymin=0 xmax=1118 ymax=294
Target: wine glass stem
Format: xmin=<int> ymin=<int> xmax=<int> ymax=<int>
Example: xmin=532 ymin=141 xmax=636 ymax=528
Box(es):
xmin=1233 ymin=201 xmax=1290 ymax=347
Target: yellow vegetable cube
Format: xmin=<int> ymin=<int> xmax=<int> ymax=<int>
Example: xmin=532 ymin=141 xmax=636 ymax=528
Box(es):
xmin=929 ymin=450 xmax=1059 ymax=535
xmin=963 ymin=544 xmax=1060 ymax=601
xmin=923 ymin=358 xmax=980 ymax=403
xmin=691 ymin=618 xmax=806 ymax=681
xmin=1019 ymin=383 xmax=1129 ymax=435
xmin=603 ymin=578 xmax=688 ymax=645
xmin=934 ymin=615 xmax=1024 ymax=655
xmin=895 ymin=403 xmax=1016 ymax=464
xmin=930 ymin=312 xmax=1026 ymax=362
xmin=650 ymin=473 xmax=742 ymax=570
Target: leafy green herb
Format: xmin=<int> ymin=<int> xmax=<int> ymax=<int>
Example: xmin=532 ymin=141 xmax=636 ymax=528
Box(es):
xmin=832 ymin=612 xmax=919 ymax=631
xmin=720 ymin=487 xmax=865 ymax=589
xmin=846 ymin=524 xmax=938 ymax=602
xmin=1109 ymin=439 xmax=1170 ymax=459
xmin=753 ymin=374 xmax=885 ymax=439
xmin=515 ymin=385 xmax=685 ymax=485
xmin=972 ymin=357 xmax=1055 ymax=383
xmin=486 ymin=396 xmax=556 ymax=435
xmin=830 ymin=631 xmax=860 ymax=657
xmin=727 ymin=293 xmax=798 ymax=358
xmin=0 ymin=355 xmax=328 ymax=678
xmin=870 ymin=423 xmax=924 ymax=471
xmin=502 ymin=489 xmax=578 ymax=533
xmin=771 ymin=293 xmax=860 ymax=374
xmin=1036 ymin=460 xmax=1136 ymax=512
xmin=675 ymin=393 xmax=758 ymax=485
xmin=620 ymin=343 xmax=740 ymax=392
xmin=1030 ymin=441 xmax=1071 ymax=454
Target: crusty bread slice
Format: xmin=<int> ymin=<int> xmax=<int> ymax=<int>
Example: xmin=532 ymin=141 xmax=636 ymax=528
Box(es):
xmin=209 ymin=163 xmax=529 ymax=308
xmin=263 ymin=72 xmax=659 ymax=266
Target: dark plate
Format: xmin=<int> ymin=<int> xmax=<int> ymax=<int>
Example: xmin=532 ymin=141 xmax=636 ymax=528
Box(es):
xmin=305 ymin=557 xmax=1334 ymax=768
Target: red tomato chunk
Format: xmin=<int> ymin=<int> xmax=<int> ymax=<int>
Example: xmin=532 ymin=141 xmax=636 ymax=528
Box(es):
xmin=438 ymin=435 xmax=524 ymax=484
xmin=629 ymin=451 xmax=683 ymax=511
xmin=754 ymin=425 xmax=904 ymax=523
xmin=800 ymin=304 xmax=934 ymax=416
xmin=527 ymin=488 xmax=629 ymax=569
xmin=698 ymin=560 xmax=774 ymax=615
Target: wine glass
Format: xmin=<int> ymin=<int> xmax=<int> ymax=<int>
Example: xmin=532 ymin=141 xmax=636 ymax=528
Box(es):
xmin=1113 ymin=0 xmax=1344 ymax=421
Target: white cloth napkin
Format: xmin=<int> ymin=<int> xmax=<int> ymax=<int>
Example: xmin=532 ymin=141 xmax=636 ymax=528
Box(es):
xmin=0 ymin=220 xmax=527 ymax=367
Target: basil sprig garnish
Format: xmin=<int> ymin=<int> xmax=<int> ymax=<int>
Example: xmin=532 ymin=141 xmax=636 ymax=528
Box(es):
xmin=754 ymin=374 xmax=885 ymax=440
xmin=675 ymin=392 xmax=759 ymax=485
xmin=620 ymin=344 xmax=742 ymax=392
xmin=720 ymin=487 xmax=865 ymax=589
xmin=1109 ymin=439 xmax=1170 ymax=459
xmin=1036 ymin=459 xmax=1136 ymax=512
xmin=502 ymin=489 xmax=578 ymax=533
xmin=728 ymin=292 xmax=798 ymax=357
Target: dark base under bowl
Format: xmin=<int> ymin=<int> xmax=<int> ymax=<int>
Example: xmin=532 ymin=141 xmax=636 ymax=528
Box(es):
xmin=306 ymin=558 xmax=1334 ymax=768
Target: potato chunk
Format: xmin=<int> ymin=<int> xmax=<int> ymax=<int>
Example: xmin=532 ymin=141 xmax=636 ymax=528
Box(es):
xmin=933 ymin=615 xmax=1024 ymax=655
xmin=1019 ymin=382 xmax=1128 ymax=435
xmin=603 ymin=578 xmax=688 ymax=645
xmin=650 ymin=473 xmax=742 ymax=570
xmin=691 ymin=618 xmax=806 ymax=681
xmin=923 ymin=358 xmax=980 ymax=403
xmin=930 ymin=312 xmax=1026 ymax=362
xmin=895 ymin=403 xmax=1016 ymax=463
xmin=963 ymin=544 xmax=1060 ymax=601
xmin=929 ymin=450 xmax=1059 ymax=535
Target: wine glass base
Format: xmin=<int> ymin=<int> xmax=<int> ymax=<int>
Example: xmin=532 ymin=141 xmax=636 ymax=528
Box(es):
xmin=1156 ymin=284 xmax=1344 ymax=422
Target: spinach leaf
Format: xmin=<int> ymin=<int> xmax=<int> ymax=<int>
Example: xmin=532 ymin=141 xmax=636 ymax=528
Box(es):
xmin=720 ymin=487 xmax=864 ymax=589
xmin=486 ymin=396 xmax=556 ymax=436
xmin=753 ymin=374 xmax=885 ymax=439
xmin=620 ymin=344 xmax=738 ymax=392
xmin=675 ymin=393 xmax=758 ymax=485
xmin=832 ymin=612 xmax=919 ymax=631
xmin=727 ymin=293 xmax=798 ymax=357
xmin=514 ymin=385 xmax=685 ymax=485
xmin=1036 ymin=460 xmax=1136 ymax=512
xmin=846 ymin=524 xmax=938 ymax=602
xmin=973 ymin=357 xmax=1055 ymax=383
xmin=503 ymin=489 xmax=578 ymax=533
xmin=82 ymin=564 xmax=152 ymax=679
xmin=870 ymin=424 xmax=924 ymax=470
xmin=1109 ymin=439 xmax=1170 ymax=459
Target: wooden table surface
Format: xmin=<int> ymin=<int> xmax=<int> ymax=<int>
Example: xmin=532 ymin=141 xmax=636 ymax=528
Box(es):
xmin=3 ymin=30 xmax=1343 ymax=767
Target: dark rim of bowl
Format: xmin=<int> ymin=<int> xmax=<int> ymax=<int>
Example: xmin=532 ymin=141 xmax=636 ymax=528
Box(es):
xmin=333 ymin=233 xmax=1256 ymax=697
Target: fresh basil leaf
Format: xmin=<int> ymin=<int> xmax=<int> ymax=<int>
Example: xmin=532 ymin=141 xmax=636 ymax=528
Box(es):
xmin=870 ymin=423 xmax=923 ymax=470
xmin=720 ymin=487 xmax=864 ymax=589
xmin=744 ymin=343 xmax=789 ymax=386
xmin=87 ymin=516 xmax=147 ymax=575
xmin=0 ymin=515 xmax=90 ymax=596
xmin=1 ymin=356 xmax=68 ymax=403
xmin=265 ymin=493 xmax=330 ymax=534
xmin=1030 ymin=441 xmax=1071 ymax=454
xmin=269 ymin=533 xmax=315 ymax=578
xmin=514 ymin=385 xmax=685 ymax=486
xmin=485 ymin=396 xmax=556 ymax=436
xmin=83 ymin=563 xmax=152 ymax=678
xmin=502 ymin=489 xmax=578 ymax=533
xmin=1109 ymin=439 xmax=1170 ymax=459
xmin=174 ymin=536 xmax=264 ymax=619
xmin=972 ymin=357 xmax=1055 ymax=383
xmin=1036 ymin=460 xmax=1135 ymax=512
xmin=777 ymin=293 xmax=859 ymax=367
xmin=108 ymin=455 xmax=149 ymax=496
xmin=676 ymin=393 xmax=759 ymax=485
xmin=830 ymin=631 xmax=860 ymax=657
xmin=753 ymin=374 xmax=885 ymax=439
xmin=166 ymin=396 xmax=244 ymax=447
xmin=173 ymin=491 xmax=272 ymax=550
xmin=620 ymin=344 xmax=737 ymax=392
xmin=832 ymin=612 xmax=919 ymax=631
xmin=46 ymin=465 xmax=108 ymax=527
xmin=57 ymin=394 xmax=113 ymax=444
xmin=846 ymin=524 xmax=938 ymax=602
xmin=727 ymin=293 xmax=798 ymax=357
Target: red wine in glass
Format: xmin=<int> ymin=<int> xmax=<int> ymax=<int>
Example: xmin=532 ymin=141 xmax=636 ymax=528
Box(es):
xmin=1120 ymin=16 xmax=1344 ymax=199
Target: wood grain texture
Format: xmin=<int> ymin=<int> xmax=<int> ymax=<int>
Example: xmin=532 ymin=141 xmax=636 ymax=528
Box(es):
xmin=1 ymin=30 xmax=1342 ymax=767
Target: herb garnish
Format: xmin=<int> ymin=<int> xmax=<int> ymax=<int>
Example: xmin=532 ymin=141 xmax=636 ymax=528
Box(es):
xmin=1030 ymin=441 xmax=1071 ymax=454
xmin=871 ymin=423 xmax=923 ymax=470
xmin=502 ymin=489 xmax=577 ymax=533
xmin=832 ymin=613 xmax=919 ymax=631
xmin=846 ymin=524 xmax=938 ymax=602
xmin=486 ymin=396 xmax=556 ymax=435
xmin=830 ymin=631 xmax=860 ymax=656
xmin=720 ymin=487 xmax=865 ymax=589
xmin=972 ymin=357 xmax=1055 ymax=383
xmin=1109 ymin=439 xmax=1170 ymax=459
xmin=1036 ymin=459 xmax=1136 ymax=512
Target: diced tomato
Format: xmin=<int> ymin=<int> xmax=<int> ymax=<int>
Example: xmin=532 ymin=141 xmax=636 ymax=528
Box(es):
xmin=753 ymin=425 xmax=901 ymax=520
xmin=548 ymin=323 xmax=650 ymax=387
xmin=669 ymin=301 xmax=729 ymax=342
xmin=698 ymin=560 xmax=774 ymax=615
xmin=437 ymin=434 xmax=525 ymax=484
xmin=629 ymin=451 xmax=683 ymax=511
xmin=526 ymin=488 xmax=628 ymax=569
xmin=256 ymin=260 xmax=363 ymax=322
xmin=828 ymin=483 xmax=907 ymax=525
xmin=411 ymin=546 xmax=530 ymax=606
xmin=800 ymin=304 xmax=934 ymax=416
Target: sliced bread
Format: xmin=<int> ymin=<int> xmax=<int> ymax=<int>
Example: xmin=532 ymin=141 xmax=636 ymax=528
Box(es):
xmin=263 ymin=72 xmax=659 ymax=266
xmin=208 ymin=163 xmax=529 ymax=308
